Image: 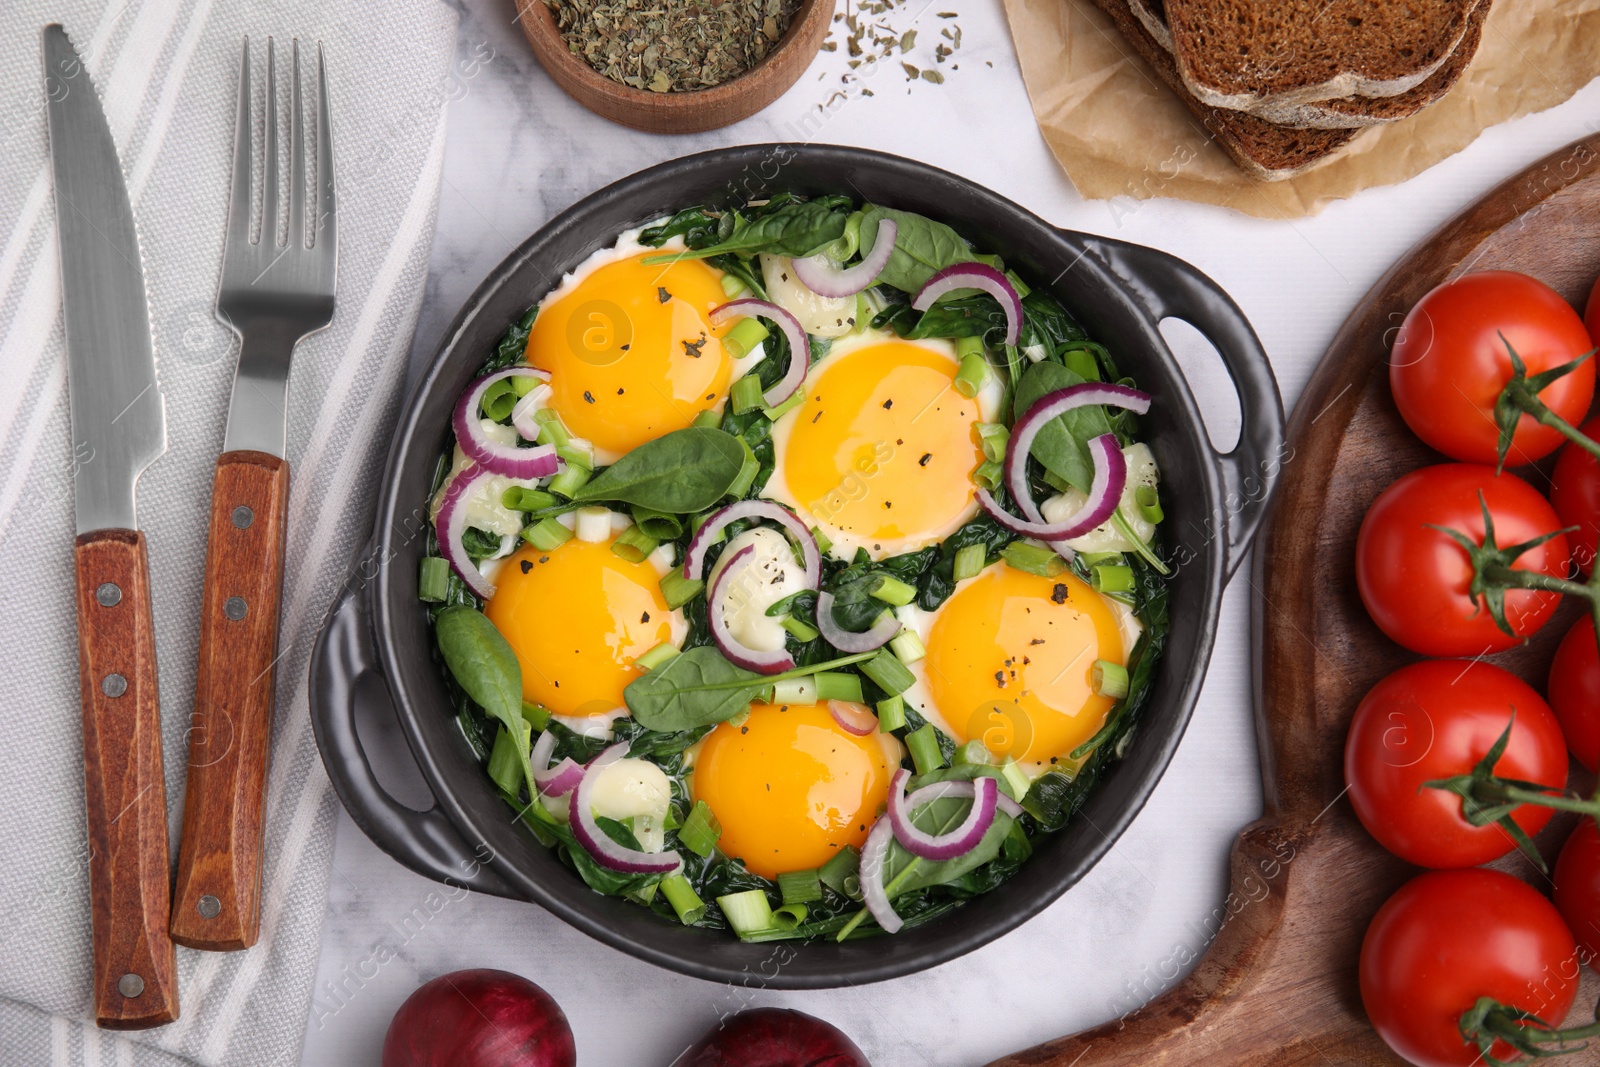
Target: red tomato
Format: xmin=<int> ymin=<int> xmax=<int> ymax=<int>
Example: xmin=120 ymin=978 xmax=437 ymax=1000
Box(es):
xmin=1555 ymin=820 xmax=1600 ymax=967
xmin=1361 ymin=869 xmax=1579 ymax=1067
xmin=1345 ymin=660 xmax=1567 ymax=868
xmin=1550 ymin=616 xmax=1600 ymax=773
xmin=1356 ymin=464 xmax=1570 ymax=656
xmin=1550 ymin=415 xmax=1600 ymax=577
xmin=1391 ymin=271 xmax=1595 ymax=466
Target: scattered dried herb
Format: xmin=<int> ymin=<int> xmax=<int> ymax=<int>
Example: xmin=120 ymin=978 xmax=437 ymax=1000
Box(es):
xmin=547 ymin=0 xmax=802 ymax=92
xmin=820 ymin=0 xmax=966 ymax=93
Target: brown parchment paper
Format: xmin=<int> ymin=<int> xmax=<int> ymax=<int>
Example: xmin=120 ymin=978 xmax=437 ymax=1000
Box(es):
xmin=1002 ymin=0 xmax=1600 ymax=217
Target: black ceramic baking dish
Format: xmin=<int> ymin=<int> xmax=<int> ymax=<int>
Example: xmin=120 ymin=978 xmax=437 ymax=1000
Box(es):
xmin=309 ymin=144 xmax=1284 ymax=988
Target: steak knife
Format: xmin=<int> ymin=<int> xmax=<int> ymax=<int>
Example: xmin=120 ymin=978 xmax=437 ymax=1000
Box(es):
xmin=42 ymin=23 xmax=179 ymax=1029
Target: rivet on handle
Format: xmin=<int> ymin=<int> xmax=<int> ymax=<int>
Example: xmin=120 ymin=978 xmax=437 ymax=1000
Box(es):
xmin=96 ymin=582 xmax=122 ymax=606
xmin=102 ymin=673 xmax=127 ymax=698
xmin=232 ymin=505 xmax=254 ymax=529
xmin=224 ymin=596 xmax=248 ymax=621
xmin=118 ymin=973 xmax=144 ymax=998
xmin=197 ymin=894 xmax=221 ymax=919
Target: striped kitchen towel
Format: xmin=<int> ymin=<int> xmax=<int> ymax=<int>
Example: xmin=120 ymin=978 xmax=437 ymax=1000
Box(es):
xmin=0 ymin=0 xmax=455 ymax=1063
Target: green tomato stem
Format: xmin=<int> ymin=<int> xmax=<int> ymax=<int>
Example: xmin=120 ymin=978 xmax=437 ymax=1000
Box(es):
xmin=1507 ymin=381 xmax=1600 ymax=463
xmin=1460 ymin=995 xmax=1600 ymax=1067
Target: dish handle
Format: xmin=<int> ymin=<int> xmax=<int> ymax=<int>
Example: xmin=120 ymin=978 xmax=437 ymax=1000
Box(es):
xmin=309 ymin=573 xmax=517 ymax=898
xmin=1061 ymin=234 xmax=1286 ymax=579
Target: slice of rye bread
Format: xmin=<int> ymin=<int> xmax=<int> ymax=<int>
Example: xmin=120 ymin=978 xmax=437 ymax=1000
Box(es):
xmin=1089 ymin=0 xmax=1356 ymax=181
xmin=1161 ymin=0 xmax=1484 ymax=112
xmin=1129 ymin=0 xmax=1490 ymax=129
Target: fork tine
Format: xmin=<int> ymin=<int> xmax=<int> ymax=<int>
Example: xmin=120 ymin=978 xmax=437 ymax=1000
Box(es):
xmin=224 ymin=37 xmax=253 ymax=256
xmin=261 ymin=36 xmax=279 ymax=247
xmin=288 ymin=39 xmax=305 ymax=250
xmin=314 ymin=42 xmax=336 ymax=258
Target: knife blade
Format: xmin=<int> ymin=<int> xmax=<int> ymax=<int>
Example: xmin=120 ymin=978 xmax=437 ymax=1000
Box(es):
xmin=43 ymin=22 xmax=179 ymax=1030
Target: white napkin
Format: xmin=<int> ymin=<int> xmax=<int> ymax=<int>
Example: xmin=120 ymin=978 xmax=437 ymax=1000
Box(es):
xmin=0 ymin=0 xmax=456 ymax=1063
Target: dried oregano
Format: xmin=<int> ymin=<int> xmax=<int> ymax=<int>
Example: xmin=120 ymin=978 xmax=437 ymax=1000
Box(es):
xmin=547 ymin=0 xmax=804 ymax=92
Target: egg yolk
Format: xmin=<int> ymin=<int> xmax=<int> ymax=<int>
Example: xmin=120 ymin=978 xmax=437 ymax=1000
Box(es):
xmin=524 ymin=251 xmax=732 ymax=458
xmin=922 ymin=567 xmax=1125 ymax=770
xmin=484 ymin=537 xmax=675 ymax=718
xmin=780 ymin=342 xmax=982 ymax=551
xmin=691 ymin=703 xmax=897 ymax=879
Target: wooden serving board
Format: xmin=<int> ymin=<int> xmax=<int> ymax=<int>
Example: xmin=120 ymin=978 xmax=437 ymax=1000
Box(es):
xmin=991 ymin=135 xmax=1600 ymax=1066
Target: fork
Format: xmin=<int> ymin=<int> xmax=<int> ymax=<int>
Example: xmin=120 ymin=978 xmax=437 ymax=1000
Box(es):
xmin=171 ymin=36 xmax=337 ymax=952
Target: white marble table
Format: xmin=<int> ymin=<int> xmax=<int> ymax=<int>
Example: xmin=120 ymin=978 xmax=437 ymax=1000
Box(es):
xmin=296 ymin=2 xmax=1600 ymax=1063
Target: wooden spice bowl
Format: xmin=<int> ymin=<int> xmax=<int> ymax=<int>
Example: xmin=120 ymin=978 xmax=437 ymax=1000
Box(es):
xmin=515 ymin=0 xmax=837 ymax=134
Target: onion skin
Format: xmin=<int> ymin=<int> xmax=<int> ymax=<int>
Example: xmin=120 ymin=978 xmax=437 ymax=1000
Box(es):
xmin=380 ymin=969 xmax=575 ymax=1067
xmin=677 ymin=1007 xmax=870 ymax=1067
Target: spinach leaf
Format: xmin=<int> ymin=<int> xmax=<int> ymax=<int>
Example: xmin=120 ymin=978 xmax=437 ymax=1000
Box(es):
xmin=460 ymin=526 xmax=503 ymax=560
xmin=823 ymin=559 xmax=895 ymax=633
xmin=708 ymin=252 xmax=766 ymax=299
xmin=480 ymin=305 xmax=538 ymax=374
xmin=873 ymin=291 xmax=1008 ymax=342
xmin=434 ymin=606 xmax=535 ymax=796
xmin=1016 ymin=290 xmax=1088 ymax=354
xmin=559 ymin=819 xmax=662 ymax=896
xmin=859 ymin=205 xmax=978 ymax=294
xmin=663 ymin=200 xmax=852 ymax=261
xmin=884 ymin=797 xmax=1014 ymax=894
xmin=623 ymin=646 xmax=766 ymax=731
xmin=573 ymin=427 xmax=744 ymax=512
xmin=1013 ymin=361 xmax=1116 ymax=493
xmin=640 ymin=207 xmax=726 ymax=249
xmin=625 ymin=646 xmax=881 ymax=731
xmin=719 ymin=408 xmax=775 ymax=499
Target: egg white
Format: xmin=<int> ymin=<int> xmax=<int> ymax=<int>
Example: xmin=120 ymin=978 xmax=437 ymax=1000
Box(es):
xmin=760 ymin=327 xmax=1005 ymax=562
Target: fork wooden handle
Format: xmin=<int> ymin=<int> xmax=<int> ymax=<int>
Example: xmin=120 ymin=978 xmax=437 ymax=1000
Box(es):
xmin=171 ymin=450 xmax=289 ymax=951
xmin=75 ymin=529 xmax=179 ymax=1028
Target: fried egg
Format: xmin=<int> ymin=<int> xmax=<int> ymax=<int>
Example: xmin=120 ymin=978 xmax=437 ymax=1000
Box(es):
xmin=898 ymin=562 xmax=1142 ymax=776
xmin=764 ymin=330 xmax=1005 ymax=561
xmin=485 ymin=533 xmax=685 ymax=720
xmin=524 ymin=231 xmax=735 ymax=464
xmin=689 ymin=703 xmax=902 ymax=879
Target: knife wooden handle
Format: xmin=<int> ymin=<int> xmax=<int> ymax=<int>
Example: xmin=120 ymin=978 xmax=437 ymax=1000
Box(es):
xmin=75 ymin=528 xmax=179 ymax=1029
xmin=171 ymin=450 xmax=288 ymax=951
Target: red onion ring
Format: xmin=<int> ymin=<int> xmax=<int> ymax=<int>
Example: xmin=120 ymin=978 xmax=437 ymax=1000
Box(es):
xmin=859 ymin=818 xmax=902 ymax=934
xmin=453 ymin=368 xmax=559 ymax=479
xmin=911 ymin=263 xmax=1023 ymax=346
xmin=815 ymin=591 xmax=900 ymax=653
xmin=887 ymin=770 xmax=999 ymax=861
xmin=709 ymin=546 xmax=796 ymax=675
xmin=683 ymin=500 xmax=820 ymax=588
xmin=826 ymin=699 xmax=878 ymax=737
xmin=434 ymin=465 xmax=498 ymax=599
xmin=977 ymin=433 xmax=1127 ymax=543
xmin=530 ymin=729 xmax=583 ymax=797
xmin=568 ymin=743 xmax=682 ymax=875
xmin=1003 ymin=382 xmax=1151 ymax=524
xmin=789 ymin=219 xmax=898 ymax=299
xmin=710 ymin=298 xmax=810 ymax=406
